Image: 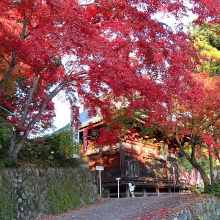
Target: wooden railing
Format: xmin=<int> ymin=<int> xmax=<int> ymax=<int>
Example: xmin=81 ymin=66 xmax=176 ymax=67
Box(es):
xmin=101 ymin=176 xmax=184 ymax=187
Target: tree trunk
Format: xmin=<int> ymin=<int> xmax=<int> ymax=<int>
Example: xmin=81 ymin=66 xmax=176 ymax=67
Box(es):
xmin=213 ymin=147 xmax=220 ymax=179
xmin=175 ymin=134 xmax=210 ymax=189
xmin=7 ymin=81 xmax=66 ymax=162
xmin=189 ymin=157 xmax=210 ymax=189
xmin=7 ymin=131 xmax=25 ymax=162
xmin=209 ymin=150 xmax=215 ymax=184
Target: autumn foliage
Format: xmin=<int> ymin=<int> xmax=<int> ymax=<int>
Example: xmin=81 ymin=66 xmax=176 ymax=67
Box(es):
xmin=0 ymin=0 xmax=219 ymax=173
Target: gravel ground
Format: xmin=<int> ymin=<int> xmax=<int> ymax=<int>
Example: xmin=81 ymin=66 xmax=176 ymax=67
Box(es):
xmin=41 ymin=194 xmax=210 ymax=220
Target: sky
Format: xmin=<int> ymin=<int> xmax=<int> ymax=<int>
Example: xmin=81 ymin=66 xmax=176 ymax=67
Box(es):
xmin=53 ymin=95 xmax=71 ymax=130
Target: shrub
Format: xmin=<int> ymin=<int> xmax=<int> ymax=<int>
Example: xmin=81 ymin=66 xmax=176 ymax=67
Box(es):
xmin=101 ymin=188 xmax=109 ymax=198
xmin=204 ymin=180 xmax=220 ymax=196
xmin=189 ymin=185 xmax=201 ymax=196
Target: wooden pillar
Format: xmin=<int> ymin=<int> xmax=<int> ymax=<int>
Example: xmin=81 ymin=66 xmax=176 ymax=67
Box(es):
xmin=107 ymin=187 xmax=110 ymax=198
xmin=120 ymin=144 xmax=126 ymax=177
xmin=126 ymin=184 xmax=130 ymax=197
xmin=156 ymin=186 xmax=159 ymax=196
xmin=143 ymin=186 xmax=147 ymax=197
xmin=168 ymin=187 xmax=171 ymax=195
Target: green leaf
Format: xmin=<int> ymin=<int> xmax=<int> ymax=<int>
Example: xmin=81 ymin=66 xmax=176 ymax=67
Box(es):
xmin=48 ymin=155 xmax=54 ymax=160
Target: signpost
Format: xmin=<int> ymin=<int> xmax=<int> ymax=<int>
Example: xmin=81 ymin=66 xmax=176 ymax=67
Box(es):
xmin=116 ymin=177 xmax=121 ymax=198
xmin=96 ymin=166 xmax=104 ymax=197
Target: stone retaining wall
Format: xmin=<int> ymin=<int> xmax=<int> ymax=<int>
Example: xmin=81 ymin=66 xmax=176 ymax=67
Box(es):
xmin=174 ymin=196 xmax=220 ymax=220
xmin=153 ymin=195 xmax=220 ymax=220
xmin=0 ymin=166 xmax=99 ymax=220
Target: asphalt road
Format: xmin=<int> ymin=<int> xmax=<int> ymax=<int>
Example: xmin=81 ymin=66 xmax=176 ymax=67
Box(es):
xmin=41 ymin=194 xmax=206 ymax=220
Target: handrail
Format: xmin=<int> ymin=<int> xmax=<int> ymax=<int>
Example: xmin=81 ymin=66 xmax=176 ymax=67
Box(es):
xmin=101 ymin=176 xmax=184 ymax=187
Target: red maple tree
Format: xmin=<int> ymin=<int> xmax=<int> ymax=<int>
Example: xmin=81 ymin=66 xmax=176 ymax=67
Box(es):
xmin=0 ymin=0 xmax=102 ymax=160
xmin=167 ymin=73 xmax=220 ymax=188
xmin=0 ymin=0 xmax=216 ymax=164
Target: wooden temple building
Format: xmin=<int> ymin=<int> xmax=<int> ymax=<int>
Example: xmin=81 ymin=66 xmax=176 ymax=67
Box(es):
xmin=78 ymin=110 xmax=182 ymax=198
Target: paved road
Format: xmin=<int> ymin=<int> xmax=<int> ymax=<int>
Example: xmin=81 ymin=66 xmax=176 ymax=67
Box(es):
xmin=42 ymin=194 xmax=205 ymax=220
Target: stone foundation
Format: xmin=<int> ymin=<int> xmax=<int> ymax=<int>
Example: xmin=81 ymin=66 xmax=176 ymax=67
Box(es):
xmin=0 ymin=166 xmax=99 ymax=220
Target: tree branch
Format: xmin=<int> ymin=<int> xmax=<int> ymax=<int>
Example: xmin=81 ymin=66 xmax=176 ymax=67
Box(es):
xmin=174 ymin=132 xmax=191 ymax=161
xmin=0 ymin=11 xmax=29 ymax=93
xmin=18 ymin=75 xmax=40 ymax=128
xmin=0 ymin=53 xmax=10 ymax=65
xmin=20 ymin=15 xmax=28 ymax=41
xmin=23 ymin=81 xmax=67 ymax=139
xmin=0 ymin=52 xmax=17 ymax=93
